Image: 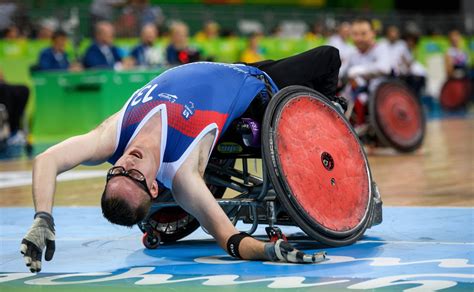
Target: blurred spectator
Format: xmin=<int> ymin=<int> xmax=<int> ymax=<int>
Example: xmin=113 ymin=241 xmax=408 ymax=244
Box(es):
xmin=327 ymin=22 xmax=356 ymax=68
xmin=36 ymin=30 xmax=71 ymax=71
xmin=240 ymin=33 xmax=264 ymax=63
xmin=36 ymin=19 xmax=58 ymax=40
xmin=115 ymin=0 xmax=164 ymax=37
xmin=0 ymin=1 xmax=17 ymax=32
xmin=129 ymin=24 xmax=164 ymax=67
xmin=445 ymin=29 xmax=469 ymax=79
xmin=402 ymin=32 xmax=427 ymax=97
xmin=83 ymin=21 xmax=123 ymax=69
xmin=195 ymin=21 xmax=220 ymax=41
xmin=305 ymin=21 xmax=324 ymax=40
xmin=166 ymin=22 xmax=200 ymax=66
xmin=91 ymin=0 xmax=126 ymax=23
xmin=378 ymin=25 xmax=412 ymax=75
xmin=0 ymin=67 xmax=29 ymax=146
xmin=3 ymin=25 xmax=21 ymax=39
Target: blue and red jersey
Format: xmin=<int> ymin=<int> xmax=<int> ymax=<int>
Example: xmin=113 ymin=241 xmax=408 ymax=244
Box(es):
xmin=108 ymin=62 xmax=277 ymax=189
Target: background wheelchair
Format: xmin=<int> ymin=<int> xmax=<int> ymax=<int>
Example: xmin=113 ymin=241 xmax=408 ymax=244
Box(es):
xmin=347 ymin=79 xmax=426 ymax=153
xmin=138 ymin=86 xmax=383 ymax=249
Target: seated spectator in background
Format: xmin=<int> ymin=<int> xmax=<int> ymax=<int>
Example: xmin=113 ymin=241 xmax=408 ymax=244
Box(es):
xmin=3 ymin=25 xmax=21 ymax=40
xmin=445 ymin=29 xmax=469 ymax=79
xmin=305 ymin=21 xmax=324 ymax=40
xmin=0 ymin=68 xmax=29 ymax=146
xmin=83 ymin=21 xmax=123 ymax=69
xmin=115 ymin=0 xmax=164 ymax=37
xmin=166 ymin=22 xmax=200 ymax=66
xmin=36 ymin=19 xmax=58 ymax=40
xmin=37 ymin=30 xmax=70 ymax=71
xmin=195 ymin=21 xmax=219 ymax=41
xmin=129 ymin=24 xmax=164 ymax=67
xmin=240 ymin=33 xmax=264 ymax=63
xmin=327 ymin=22 xmax=355 ymax=70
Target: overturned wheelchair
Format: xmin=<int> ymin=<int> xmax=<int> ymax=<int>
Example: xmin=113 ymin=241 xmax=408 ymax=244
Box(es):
xmin=347 ymin=79 xmax=426 ymax=153
xmin=139 ymin=86 xmax=383 ymax=249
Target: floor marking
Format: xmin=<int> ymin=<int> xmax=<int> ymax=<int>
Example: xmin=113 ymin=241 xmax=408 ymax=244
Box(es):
xmin=0 ymin=170 xmax=105 ymax=188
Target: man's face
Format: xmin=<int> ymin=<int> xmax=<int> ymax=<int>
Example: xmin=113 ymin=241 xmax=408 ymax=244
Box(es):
xmin=141 ymin=25 xmax=157 ymax=46
xmin=97 ymin=24 xmax=115 ymax=45
xmin=386 ymin=26 xmax=399 ymax=43
xmin=351 ymin=21 xmax=375 ymax=53
xmin=339 ymin=23 xmax=351 ymax=40
xmin=110 ymin=146 xmax=159 ymax=199
xmin=53 ymin=36 xmax=67 ymax=52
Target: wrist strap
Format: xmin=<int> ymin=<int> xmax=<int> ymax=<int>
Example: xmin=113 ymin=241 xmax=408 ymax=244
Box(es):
xmin=226 ymin=232 xmax=250 ymax=259
xmin=34 ymin=211 xmax=55 ymax=230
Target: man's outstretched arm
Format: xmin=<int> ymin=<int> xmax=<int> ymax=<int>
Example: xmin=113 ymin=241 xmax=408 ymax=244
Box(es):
xmin=172 ymin=132 xmax=326 ymax=263
xmin=22 ymin=112 xmax=119 ymax=272
xmin=32 ymin=113 xmax=118 ymax=213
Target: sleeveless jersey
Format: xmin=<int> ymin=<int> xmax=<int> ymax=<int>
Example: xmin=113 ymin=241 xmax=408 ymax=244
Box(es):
xmin=107 ymin=62 xmax=277 ymax=189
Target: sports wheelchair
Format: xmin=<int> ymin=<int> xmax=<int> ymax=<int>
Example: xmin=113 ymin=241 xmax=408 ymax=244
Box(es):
xmin=139 ymin=85 xmax=383 ymax=249
xmin=347 ymin=79 xmax=426 ymax=153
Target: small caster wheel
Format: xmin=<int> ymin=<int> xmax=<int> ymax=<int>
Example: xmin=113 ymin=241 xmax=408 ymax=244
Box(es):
xmin=142 ymin=231 xmax=161 ymax=249
xmin=265 ymin=226 xmax=287 ymax=243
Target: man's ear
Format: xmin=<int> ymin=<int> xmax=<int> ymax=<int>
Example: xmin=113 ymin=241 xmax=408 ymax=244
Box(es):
xmin=150 ymin=180 xmax=159 ymax=198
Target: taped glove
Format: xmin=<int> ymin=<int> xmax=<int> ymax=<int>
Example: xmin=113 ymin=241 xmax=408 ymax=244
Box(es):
xmin=20 ymin=212 xmax=55 ymax=273
xmin=264 ymin=239 xmax=326 ymax=264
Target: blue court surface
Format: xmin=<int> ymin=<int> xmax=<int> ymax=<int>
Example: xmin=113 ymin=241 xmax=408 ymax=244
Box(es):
xmin=1 ymin=207 xmax=473 ymax=291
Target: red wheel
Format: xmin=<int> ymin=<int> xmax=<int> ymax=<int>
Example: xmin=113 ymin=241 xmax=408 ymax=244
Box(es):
xmin=439 ymin=79 xmax=470 ymax=110
xmin=142 ymin=231 xmax=161 ymax=249
xmin=262 ymin=86 xmax=377 ymax=246
xmin=370 ymin=80 xmax=425 ymax=152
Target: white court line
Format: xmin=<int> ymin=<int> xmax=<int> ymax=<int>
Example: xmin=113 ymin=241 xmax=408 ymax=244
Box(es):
xmin=0 ymin=170 xmax=106 ymax=189
xmin=357 ymin=240 xmax=474 ymax=246
xmin=0 ymin=238 xmax=472 ymax=245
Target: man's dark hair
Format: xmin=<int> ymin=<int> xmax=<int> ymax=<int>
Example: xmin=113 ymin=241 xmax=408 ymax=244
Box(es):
xmin=352 ymin=18 xmax=374 ymax=30
xmin=52 ymin=30 xmax=67 ymax=40
xmin=101 ymin=189 xmax=151 ymax=227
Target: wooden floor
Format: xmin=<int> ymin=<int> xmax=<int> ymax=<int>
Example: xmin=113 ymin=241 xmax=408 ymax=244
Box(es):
xmin=0 ymin=117 xmax=473 ymax=207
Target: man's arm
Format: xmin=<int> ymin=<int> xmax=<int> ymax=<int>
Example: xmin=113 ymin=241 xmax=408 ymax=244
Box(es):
xmin=33 ymin=112 xmax=119 ymax=213
xmin=172 ymin=132 xmax=326 ymax=263
xmin=171 ymin=131 xmax=267 ymax=260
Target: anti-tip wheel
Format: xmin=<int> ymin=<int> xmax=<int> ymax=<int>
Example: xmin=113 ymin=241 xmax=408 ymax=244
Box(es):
xmin=142 ymin=231 xmax=161 ymax=249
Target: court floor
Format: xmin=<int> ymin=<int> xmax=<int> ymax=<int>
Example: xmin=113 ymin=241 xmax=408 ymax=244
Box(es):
xmin=0 ymin=117 xmax=473 ymax=291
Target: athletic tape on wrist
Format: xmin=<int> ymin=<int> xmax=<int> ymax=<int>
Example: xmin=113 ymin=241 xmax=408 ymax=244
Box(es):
xmin=34 ymin=211 xmax=55 ymax=230
xmin=226 ymin=232 xmax=250 ymax=259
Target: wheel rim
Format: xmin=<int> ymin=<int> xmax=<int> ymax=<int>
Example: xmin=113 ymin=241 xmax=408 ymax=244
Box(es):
xmin=273 ymin=94 xmax=371 ymax=235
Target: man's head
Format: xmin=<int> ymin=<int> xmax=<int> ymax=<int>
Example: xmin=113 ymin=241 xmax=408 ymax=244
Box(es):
xmin=95 ymin=21 xmax=115 ymax=46
xmin=101 ymin=147 xmax=159 ymax=227
xmin=141 ymin=24 xmax=158 ymax=46
xmin=351 ymin=18 xmax=376 ymax=53
xmin=338 ymin=22 xmax=352 ymax=41
xmin=170 ymin=22 xmax=189 ymax=50
xmin=385 ymin=25 xmax=400 ymax=43
xmin=448 ymin=29 xmax=462 ymax=48
xmin=52 ymin=30 xmax=68 ymax=52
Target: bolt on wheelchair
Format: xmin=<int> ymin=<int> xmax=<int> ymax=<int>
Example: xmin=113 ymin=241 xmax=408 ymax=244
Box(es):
xmin=139 ymin=85 xmax=383 ymax=249
xmin=346 ymin=78 xmax=426 ymax=153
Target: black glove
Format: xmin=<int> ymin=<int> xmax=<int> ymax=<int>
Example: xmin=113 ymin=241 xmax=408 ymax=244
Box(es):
xmin=20 ymin=212 xmax=55 ymax=273
xmin=264 ymin=239 xmax=326 ymax=264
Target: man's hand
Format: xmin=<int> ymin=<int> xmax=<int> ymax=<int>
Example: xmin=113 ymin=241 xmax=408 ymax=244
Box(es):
xmin=264 ymin=239 xmax=326 ymax=264
xmin=20 ymin=212 xmax=55 ymax=273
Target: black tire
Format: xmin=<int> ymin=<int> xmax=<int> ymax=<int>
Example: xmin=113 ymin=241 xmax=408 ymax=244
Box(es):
xmin=141 ymin=158 xmax=235 ymax=243
xmin=262 ymin=85 xmax=375 ymax=247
